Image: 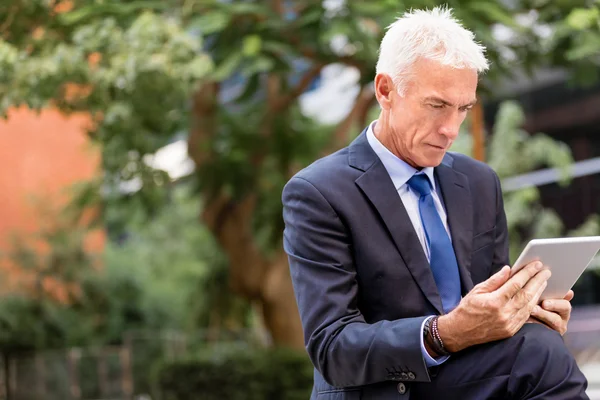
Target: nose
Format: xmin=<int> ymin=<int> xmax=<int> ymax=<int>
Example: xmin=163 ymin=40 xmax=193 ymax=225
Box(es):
xmin=438 ymin=111 xmax=462 ymax=140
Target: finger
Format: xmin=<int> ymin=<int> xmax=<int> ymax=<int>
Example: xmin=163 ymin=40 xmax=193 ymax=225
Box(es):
xmin=513 ymin=277 xmax=548 ymax=327
xmin=532 ymin=277 xmax=549 ymax=305
xmin=526 ymin=316 xmax=552 ymax=329
xmin=564 ymin=290 xmax=574 ymax=301
xmin=542 ymin=299 xmax=571 ymax=318
xmin=531 ymin=306 xmax=563 ymax=332
xmin=514 ymin=269 xmax=550 ymax=308
xmin=507 ymin=268 xmax=551 ymax=307
xmin=498 ymin=261 xmax=544 ymax=300
xmin=474 ymin=265 xmax=510 ymax=293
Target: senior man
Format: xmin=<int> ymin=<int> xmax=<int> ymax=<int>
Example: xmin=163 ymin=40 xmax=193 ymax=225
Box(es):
xmin=282 ymin=6 xmax=588 ymax=400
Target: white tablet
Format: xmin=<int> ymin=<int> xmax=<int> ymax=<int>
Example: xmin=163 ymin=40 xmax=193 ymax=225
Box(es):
xmin=511 ymin=236 xmax=600 ymax=300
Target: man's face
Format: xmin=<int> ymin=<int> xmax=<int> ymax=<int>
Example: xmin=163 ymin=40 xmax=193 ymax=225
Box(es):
xmin=376 ymin=58 xmax=478 ymax=168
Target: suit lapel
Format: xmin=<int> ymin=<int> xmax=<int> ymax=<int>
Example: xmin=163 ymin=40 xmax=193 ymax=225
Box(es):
xmin=435 ymin=159 xmax=475 ymax=293
xmin=350 ymin=132 xmax=444 ymax=314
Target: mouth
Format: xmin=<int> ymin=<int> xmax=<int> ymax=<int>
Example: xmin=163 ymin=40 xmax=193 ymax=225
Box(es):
xmin=427 ymin=144 xmax=446 ymax=150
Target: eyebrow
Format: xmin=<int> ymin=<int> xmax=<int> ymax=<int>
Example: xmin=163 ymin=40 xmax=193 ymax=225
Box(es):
xmin=424 ymin=96 xmax=478 ymax=108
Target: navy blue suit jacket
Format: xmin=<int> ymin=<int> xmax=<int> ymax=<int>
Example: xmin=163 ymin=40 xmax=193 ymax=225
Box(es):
xmin=282 ymin=129 xmax=509 ymax=399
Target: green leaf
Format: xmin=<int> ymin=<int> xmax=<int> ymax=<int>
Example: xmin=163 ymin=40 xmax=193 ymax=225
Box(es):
xmin=262 ymin=41 xmax=295 ymax=56
xmin=569 ymin=62 xmax=600 ymax=87
xmin=349 ymin=2 xmax=389 ymax=17
xmin=297 ymin=9 xmax=322 ymax=27
xmin=187 ymin=55 xmax=214 ymax=79
xmin=59 ymin=1 xmax=167 ymax=25
xmin=468 ymin=2 xmax=520 ymax=28
xmin=242 ymin=35 xmax=262 ymax=57
xmin=565 ymin=32 xmax=600 ymax=60
xmin=532 ymin=209 xmax=563 ymax=239
xmin=233 ymin=73 xmax=261 ymax=103
xmin=211 ymin=52 xmax=243 ymax=81
xmin=190 ymin=11 xmax=231 ymax=35
xmin=228 ymin=3 xmax=268 ymax=15
xmin=566 ymin=7 xmax=600 ymax=31
xmin=242 ymin=56 xmax=274 ymax=76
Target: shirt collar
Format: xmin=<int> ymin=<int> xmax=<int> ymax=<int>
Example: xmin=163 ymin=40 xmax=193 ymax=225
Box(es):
xmin=366 ymin=120 xmax=436 ymax=191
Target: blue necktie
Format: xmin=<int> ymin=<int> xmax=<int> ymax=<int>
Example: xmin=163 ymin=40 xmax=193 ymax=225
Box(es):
xmin=407 ymin=173 xmax=461 ymax=314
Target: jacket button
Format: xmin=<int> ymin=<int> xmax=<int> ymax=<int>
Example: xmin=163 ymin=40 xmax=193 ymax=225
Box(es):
xmin=400 ymin=372 xmax=408 ymax=380
xmin=397 ymin=382 xmax=406 ymax=394
xmin=408 ymin=372 xmax=416 ymax=380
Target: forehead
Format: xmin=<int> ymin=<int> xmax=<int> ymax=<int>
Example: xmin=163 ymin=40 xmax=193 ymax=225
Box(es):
xmin=408 ymin=58 xmax=478 ymax=99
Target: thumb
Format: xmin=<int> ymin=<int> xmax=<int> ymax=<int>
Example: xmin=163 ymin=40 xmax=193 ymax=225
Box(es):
xmin=475 ymin=266 xmax=510 ymax=293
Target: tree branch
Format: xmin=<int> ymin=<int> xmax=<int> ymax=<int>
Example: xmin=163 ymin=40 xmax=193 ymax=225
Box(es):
xmin=272 ymin=0 xmax=284 ymax=16
xmin=266 ymin=74 xmax=281 ymax=111
xmin=188 ymin=82 xmax=219 ymax=169
xmin=0 ymin=5 xmax=18 ymax=38
xmin=322 ymin=85 xmax=376 ymax=156
xmin=188 ymin=82 xmax=269 ymax=299
xmin=273 ymin=63 xmax=324 ymax=113
xmin=278 ymin=25 xmax=368 ymax=71
xmin=295 ymin=43 xmax=367 ymax=71
xmin=201 ymin=193 xmax=269 ymax=299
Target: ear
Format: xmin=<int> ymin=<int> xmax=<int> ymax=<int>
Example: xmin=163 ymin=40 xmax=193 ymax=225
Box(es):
xmin=374 ymin=74 xmax=395 ymax=111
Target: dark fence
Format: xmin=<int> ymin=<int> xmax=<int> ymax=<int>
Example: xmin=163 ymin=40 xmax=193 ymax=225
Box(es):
xmin=0 ymin=316 xmax=596 ymax=400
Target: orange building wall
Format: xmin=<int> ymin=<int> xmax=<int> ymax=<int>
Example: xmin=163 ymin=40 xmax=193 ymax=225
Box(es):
xmin=0 ymin=107 xmax=105 ymax=291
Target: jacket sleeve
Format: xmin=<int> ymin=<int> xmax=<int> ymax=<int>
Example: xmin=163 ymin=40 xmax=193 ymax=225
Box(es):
xmin=490 ymin=171 xmax=510 ymax=275
xmin=282 ymin=176 xmax=431 ymax=388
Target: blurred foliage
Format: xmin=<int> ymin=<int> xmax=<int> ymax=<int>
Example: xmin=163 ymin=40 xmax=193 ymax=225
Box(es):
xmin=452 ymin=101 xmax=600 ymax=261
xmin=533 ymin=0 xmax=600 ymax=86
xmin=1 ymin=0 xmax=600 ymax=346
xmin=154 ymin=347 xmax=313 ymax=400
xmin=0 ymin=185 xmax=253 ymax=354
xmin=103 ymin=184 xmax=254 ymax=333
xmin=1 ymin=0 xmax=594 ymax=238
xmin=1 ymin=2 xmax=211 ymax=220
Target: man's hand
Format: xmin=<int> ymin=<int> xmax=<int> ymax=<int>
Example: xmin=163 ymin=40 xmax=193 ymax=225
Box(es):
xmin=437 ymin=261 xmax=551 ymax=353
xmin=528 ymin=290 xmax=573 ymax=336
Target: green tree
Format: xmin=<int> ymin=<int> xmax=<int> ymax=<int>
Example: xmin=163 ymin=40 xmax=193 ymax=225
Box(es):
xmin=534 ymin=1 xmax=600 ymax=86
xmin=2 ymin=0 xmax=597 ymax=347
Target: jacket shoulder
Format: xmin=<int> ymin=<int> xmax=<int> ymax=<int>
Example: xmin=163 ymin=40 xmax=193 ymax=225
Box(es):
xmin=288 ymin=147 xmax=356 ymax=189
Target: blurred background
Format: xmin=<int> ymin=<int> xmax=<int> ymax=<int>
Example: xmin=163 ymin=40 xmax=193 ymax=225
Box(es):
xmin=0 ymin=0 xmax=599 ymax=399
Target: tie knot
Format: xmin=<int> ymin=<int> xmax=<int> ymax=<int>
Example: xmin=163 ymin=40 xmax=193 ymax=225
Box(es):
xmin=407 ymin=173 xmax=432 ymax=197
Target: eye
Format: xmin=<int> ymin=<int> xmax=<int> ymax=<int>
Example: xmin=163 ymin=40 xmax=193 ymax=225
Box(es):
xmin=460 ymin=106 xmax=473 ymax=112
xmin=429 ymin=104 xmax=444 ymax=109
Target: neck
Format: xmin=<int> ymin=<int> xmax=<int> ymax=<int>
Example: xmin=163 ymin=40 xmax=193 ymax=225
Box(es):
xmin=373 ymin=115 xmax=421 ymax=170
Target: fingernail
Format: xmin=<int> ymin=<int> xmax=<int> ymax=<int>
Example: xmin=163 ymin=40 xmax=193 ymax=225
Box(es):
xmin=544 ymin=300 xmax=552 ymax=308
xmin=535 ymin=261 xmax=543 ymax=270
xmin=534 ymin=305 xmax=541 ymax=313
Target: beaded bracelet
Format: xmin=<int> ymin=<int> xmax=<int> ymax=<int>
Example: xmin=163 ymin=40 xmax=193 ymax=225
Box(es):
xmin=430 ymin=316 xmax=450 ymax=356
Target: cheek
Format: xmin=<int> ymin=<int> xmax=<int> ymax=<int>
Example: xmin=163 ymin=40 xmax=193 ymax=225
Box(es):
xmin=414 ymin=116 xmax=440 ymax=141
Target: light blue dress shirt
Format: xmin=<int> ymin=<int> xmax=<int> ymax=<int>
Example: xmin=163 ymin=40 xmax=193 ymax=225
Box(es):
xmin=366 ymin=121 xmax=450 ymax=368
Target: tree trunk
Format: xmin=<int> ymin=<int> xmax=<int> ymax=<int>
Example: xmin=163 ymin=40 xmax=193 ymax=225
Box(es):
xmin=188 ymin=84 xmax=303 ymax=349
xmin=471 ymin=102 xmax=485 ymax=162
xmin=199 ymin=193 xmax=303 ymax=348
xmin=258 ymin=250 xmax=304 ymax=348
xmin=188 ymin=81 xmax=375 ymax=349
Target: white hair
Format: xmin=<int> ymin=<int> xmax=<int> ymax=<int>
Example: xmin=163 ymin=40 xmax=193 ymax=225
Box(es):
xmin=376 ymin=6 xmax=489 ymax=95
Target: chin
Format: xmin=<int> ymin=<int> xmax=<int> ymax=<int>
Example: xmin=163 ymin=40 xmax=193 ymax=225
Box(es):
xmin=418 ymin=154 xmax=445 ymax=168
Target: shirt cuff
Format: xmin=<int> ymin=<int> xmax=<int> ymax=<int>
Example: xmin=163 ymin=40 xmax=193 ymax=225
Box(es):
xmin=421 ymin=316 xmax=450 ymax=367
